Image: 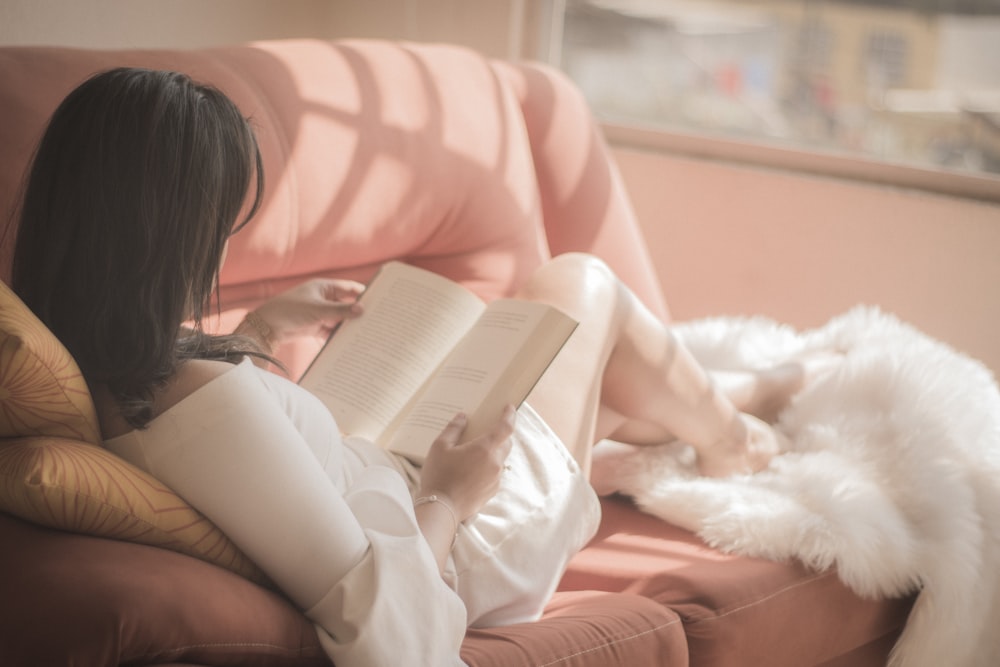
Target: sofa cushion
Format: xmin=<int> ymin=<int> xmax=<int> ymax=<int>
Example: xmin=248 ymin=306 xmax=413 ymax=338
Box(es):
xmin=559 ymin=496 xmax=914 ymax=667
xmin=0 ymin=280 xmax=100 ymax=442
xmin=0 ymin=511 xmax=689 ymax=667
xmin=0 ymin=512 xmax=326 ymax=667
xmin=462 ymin=590 xmax=688 ymax=667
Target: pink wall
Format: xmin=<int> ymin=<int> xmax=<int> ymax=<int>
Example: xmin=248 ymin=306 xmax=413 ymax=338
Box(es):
xmin=615 ymin=146 xmax=1000 ymax=376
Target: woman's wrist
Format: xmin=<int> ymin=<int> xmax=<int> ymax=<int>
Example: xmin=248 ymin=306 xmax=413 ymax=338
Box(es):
xmin=413 ymin=492 xmax=461 ymax=573
xmin=236 ymin=310 xmax=275 ymax=351
xmin=414 ymin=494 xmax=459 ymax=541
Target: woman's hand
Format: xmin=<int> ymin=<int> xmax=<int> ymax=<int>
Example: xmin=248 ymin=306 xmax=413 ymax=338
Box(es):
xmin=418 ymin=406 xmax=517 ymax=523
xmin=239 ymin=279 xmax=365 ymax=348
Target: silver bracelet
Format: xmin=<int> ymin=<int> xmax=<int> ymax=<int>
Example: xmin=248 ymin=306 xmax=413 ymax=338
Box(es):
xmin=414 ymin=494 xmax=459 ymax=549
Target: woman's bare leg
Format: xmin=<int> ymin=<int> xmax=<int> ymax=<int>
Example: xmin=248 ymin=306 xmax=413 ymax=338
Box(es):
xmin=520 ymin=253 xmax=808 ymax=478
xmin=705 ymin=357 xmax=841 ymax=424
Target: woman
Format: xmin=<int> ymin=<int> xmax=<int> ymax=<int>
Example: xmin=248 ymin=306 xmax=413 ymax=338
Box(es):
xmin=12 ymin=68 xmax=815 ymax=665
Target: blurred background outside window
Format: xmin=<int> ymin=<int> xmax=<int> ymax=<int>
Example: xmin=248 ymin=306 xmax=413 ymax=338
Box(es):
xmin=558 ymin=0 xmax=1000 ymax=175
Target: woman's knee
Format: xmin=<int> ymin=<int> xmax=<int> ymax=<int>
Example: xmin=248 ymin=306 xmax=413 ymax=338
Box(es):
xmin=516 ymin=253 xmax=623 ymax=321
xmin=525 ymin=253 xmax=617 ymax=295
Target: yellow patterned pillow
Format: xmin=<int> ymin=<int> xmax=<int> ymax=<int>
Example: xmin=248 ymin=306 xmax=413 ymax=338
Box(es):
xmin=0 ymin=436 xmax=268 ymax=584
xmin=0 ymin=282 xmax=267 ymax=585
xmin=0 ymin=281 xmax=100 ymax=443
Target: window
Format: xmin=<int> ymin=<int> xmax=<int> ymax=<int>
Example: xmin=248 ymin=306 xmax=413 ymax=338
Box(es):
xmin=556 ymin=0 xmax=1000 ymax=179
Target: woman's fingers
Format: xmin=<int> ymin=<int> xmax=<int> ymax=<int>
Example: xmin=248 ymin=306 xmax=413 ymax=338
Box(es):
xmin=321 ymin=279 xmax=366 ymax=301
xmin=436 ymin=413 xmax=469 ymax=450
xmin=419 ymin=408 xmax=516 ymax=521
xmin=249 ymin=279 xmax=364 ymax=342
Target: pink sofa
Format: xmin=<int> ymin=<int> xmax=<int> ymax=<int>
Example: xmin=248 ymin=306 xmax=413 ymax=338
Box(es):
xmin=0 ymin=39 xmax=913 ymax=665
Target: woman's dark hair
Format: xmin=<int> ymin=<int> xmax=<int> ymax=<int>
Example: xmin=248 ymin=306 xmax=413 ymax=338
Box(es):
xmin=12 ymin=67 xmax=267 ymax=429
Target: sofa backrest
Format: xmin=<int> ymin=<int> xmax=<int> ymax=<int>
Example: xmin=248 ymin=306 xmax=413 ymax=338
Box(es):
xmin=0 ymin=38 xmax=667 ymax=375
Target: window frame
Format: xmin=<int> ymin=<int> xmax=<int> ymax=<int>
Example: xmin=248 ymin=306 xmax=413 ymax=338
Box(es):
xmin=602 ymin=121 xmax=1000 ymax=204
xmin=536 ymin=0 xmax=1000 ymax=205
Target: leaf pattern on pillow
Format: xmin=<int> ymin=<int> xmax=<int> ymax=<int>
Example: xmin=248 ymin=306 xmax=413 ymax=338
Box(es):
xmin=0 ymin=437 xmax=269 ymax=585
xmin=0 ymin=283 xmax=267 ymax=584
xmin=0 ymin=281 xmax=100 ymax=443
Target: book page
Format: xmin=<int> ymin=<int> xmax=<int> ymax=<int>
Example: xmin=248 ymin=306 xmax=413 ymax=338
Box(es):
xmin=299 ymin=262 xmax=484 ymax=441
xmin=385 ymin=299 xmax=577 ymax=461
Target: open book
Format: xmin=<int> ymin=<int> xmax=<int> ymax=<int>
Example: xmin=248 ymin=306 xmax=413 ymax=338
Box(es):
xmin=299 ymin=261 xmax=578 ymax=462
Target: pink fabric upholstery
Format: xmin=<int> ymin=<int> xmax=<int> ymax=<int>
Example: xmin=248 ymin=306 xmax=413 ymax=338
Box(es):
xmin=461 ymin=591 xmax=688 ymax=667
xmin=0 ymin=39 xmax=667 ymax=378
xmin=0 ymin=38 xmax=911 ymax=666
xmin=561 ymin=497 xmax=912 ymax=667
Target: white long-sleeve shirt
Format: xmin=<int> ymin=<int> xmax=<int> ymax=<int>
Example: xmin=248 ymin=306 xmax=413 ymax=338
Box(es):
xmin=105 ymin=358 xmax=468 ymax=666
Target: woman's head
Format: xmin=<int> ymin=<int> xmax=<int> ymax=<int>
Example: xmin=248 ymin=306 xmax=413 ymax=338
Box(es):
xmin=12 ymin=67 xmax=264 ymax=424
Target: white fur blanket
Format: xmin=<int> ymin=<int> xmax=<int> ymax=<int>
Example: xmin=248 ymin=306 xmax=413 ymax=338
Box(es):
xmin=592 ymin=307 xmax=1000 ymax=667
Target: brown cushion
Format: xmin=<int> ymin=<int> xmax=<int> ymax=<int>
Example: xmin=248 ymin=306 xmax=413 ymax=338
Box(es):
xmin=1 ymin=508 xmax=692 ymax=667
xmin=559 ymin=496 xmax=915 ymax=667
xmin=0 ymin=512 xmax=329 ymax=667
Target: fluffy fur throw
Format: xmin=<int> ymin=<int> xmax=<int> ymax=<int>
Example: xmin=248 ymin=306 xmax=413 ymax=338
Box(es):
xmin=592 ymin=307 xmax=1000 ymax=667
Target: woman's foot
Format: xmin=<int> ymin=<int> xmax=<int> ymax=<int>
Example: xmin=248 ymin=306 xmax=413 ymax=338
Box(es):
xmin=714 ymin=351 xmax=843 ymax=424
xmin=696 ymin=413 xmax=790 ymax=478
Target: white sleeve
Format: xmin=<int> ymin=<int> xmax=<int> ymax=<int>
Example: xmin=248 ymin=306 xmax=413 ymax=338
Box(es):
xmin=309 ymin=465 xmax=468 ymax=666
xmin=116 ymin=363 xmax=468 ymax=667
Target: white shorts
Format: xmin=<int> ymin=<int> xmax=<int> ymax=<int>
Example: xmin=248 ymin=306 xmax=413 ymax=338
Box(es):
xmin=393 ymin=404 xmax=602 ymax=628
